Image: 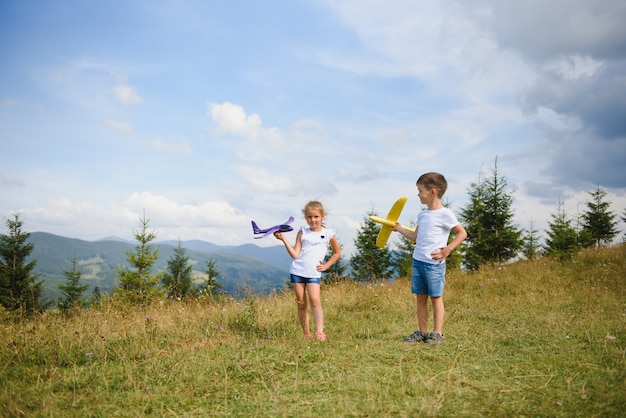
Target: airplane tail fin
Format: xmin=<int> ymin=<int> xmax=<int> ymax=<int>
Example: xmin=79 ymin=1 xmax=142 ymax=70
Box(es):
xmin=251 ymin=220 xmax=261 ymax=234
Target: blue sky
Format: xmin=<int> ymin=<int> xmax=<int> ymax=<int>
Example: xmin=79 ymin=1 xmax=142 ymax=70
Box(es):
xmin=2 ymin=0 xmax=625 ymax=257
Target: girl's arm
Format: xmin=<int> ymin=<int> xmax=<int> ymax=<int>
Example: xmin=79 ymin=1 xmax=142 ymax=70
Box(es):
xmin=317 ymin=235 xmax=341 ymax=272
xmin=274 ymin=230 xmax=302 ymax=260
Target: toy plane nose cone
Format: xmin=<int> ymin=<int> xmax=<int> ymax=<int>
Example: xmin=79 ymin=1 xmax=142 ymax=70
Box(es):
xmin=279 ymin=225 xmax=294 ymax=232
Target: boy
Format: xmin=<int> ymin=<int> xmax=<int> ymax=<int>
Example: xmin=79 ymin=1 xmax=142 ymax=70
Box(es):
xmin=392 ymin=172 xmax=467 ymax=344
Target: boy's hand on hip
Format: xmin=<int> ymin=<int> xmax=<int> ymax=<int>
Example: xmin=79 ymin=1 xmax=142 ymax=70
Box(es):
xmin=431 ymin=247 xmax=450 ymax=261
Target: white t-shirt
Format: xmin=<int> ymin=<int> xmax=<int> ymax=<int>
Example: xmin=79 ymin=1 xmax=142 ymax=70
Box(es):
xmin=412 ymin=208 xmax=460 ymax=264
xmin=289 ymin=226 xmax=335 ymax=278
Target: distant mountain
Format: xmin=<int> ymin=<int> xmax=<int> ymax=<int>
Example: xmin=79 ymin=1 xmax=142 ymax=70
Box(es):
xmin=156 ymin=240 xmax=291 ymax=271
xmin=27 ymin=232 xmax=294 ymax=303
xmin=96 ymin=236 xmax=134 ymax=243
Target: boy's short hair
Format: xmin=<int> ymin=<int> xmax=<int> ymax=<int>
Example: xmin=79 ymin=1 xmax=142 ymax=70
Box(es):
xmin=416 ymin=172 xmax=448 ymax=197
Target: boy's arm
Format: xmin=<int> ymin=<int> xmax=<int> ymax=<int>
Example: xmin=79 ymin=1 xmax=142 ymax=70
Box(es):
xmin=392 ymin=223 xmax=418 ymax=242
xmin=437 ymin=224 xmax=467 ymax=260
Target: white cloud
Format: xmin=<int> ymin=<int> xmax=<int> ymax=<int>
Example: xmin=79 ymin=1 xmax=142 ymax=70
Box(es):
xmin=124 ymin=192 xmax=247 ymax=226
xmin=208 ymin=101 xmax=285 ymax=161
xmin=148 ymin=137 xmax=193 ymax=157
xmin=3 ymin=98 xmax=24 ymax=107
xmin=3 ymin=0 xmax=626 ymax=258
xmin=103 ymin=119 xmax=135 ymax=134
xmin=239 ymin=165 xmax=295 ymax=195
xmin=471 ymin=0 xmax=626 ymax=61
xmin=0 ymin=171 xmax=25 ymax=188
xmin=113 ymin=84 xmax=142 ymax=104
xmin=542 ymin=55 xmax=603 ymax=80
xmin=15 ymin=192 xmax=254 ymax=245
xmin=209 ymin=101 xmax=263 ymax=137
xmin=18 ymin=197 xmax=135 ymax=239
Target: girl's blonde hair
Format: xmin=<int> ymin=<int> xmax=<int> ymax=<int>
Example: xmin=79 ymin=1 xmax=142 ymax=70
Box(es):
xmin=302 ymin=201 xmax=326 ymax=226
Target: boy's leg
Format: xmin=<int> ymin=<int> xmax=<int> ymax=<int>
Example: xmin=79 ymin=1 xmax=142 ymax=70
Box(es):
xmin=404 ymin=259 xmax=431 ymax=342
xmin=423 ymin=262 xmax=446 ymax=343
xmin=417 ymin=293 xmax=429 ymax=333
xmin=431 ymin=296 xmax=444 ymax=335
xmin=411 ymin=259 xmax=430 ymax=333
xmin=306 ymin=283 xmax=324 ymax=334
xmin=292 ymin=283 xmax=310 ymax=336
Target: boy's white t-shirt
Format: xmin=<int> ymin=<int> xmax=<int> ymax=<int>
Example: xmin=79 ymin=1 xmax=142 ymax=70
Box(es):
xmin=289 ymin=226 xmax=335 ymax=278
xmin=412 ymin=208 xmax=460 ymax=264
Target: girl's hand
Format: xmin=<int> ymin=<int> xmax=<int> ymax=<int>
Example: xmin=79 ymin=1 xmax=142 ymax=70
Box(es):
xmin=316 ymin=261 xmax=326 ymax=272
xmin=274 ymin=231 xmax=284 ymax=241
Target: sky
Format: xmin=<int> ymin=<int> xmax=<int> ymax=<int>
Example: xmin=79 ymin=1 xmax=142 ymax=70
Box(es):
xmin=1 ymin=0 xmax=625 ymax=257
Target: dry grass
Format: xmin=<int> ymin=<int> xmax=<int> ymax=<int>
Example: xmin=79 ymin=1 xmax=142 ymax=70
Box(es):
xmin=1 ymin=245 xmax=624 ymax=417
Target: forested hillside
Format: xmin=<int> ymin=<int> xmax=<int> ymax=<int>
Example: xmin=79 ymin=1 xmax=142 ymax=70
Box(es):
xmin=28 ymin=232 xmax=293 ymax=302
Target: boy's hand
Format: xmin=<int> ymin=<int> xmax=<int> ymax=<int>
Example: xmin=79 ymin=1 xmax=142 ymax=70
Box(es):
xmin=431 ymin=247 xmax=451 ymax=261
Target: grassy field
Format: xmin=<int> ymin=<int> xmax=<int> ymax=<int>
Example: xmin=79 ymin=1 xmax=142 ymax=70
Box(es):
xmin=1 ymin=245 xmax=625 ymax=417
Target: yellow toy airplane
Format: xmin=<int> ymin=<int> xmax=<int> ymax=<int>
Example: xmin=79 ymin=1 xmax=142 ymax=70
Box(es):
xmin=369 ymin=196 xmax=416 ymax=248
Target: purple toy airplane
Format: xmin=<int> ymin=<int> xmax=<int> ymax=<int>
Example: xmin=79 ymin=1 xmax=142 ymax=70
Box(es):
xmin=251 ymin=216 xmax=295 ymax=239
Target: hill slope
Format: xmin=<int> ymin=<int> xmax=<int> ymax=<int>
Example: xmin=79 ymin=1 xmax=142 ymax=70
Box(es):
xmin=1 ymin=245 xmax=624 ymax=416
xmin=27 ymin=232 xmax=294 ymax=301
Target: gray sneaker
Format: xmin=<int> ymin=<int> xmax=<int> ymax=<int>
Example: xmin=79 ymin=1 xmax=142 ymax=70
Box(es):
xmin=425 ymin=332 xmax=444 ymax=344
xmin=404 ymin=330 xmax=427 ymax=343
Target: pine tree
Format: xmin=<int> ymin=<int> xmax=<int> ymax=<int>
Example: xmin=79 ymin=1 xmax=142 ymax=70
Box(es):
xmin=114 ymin=213 xmax=163 ymax=305
xmin=459 ymin=158 xmax=523 ymax=270
xmin=203 ymin=257 xmax=223 ymax=295
xmin=57 ymin=256 xmax=89 ymax=312
xmin=350 ymin=210 xmax=393 ymax=281
xmin=522 ymin=219 xmax=542 ymax=260
xmin=581 ymin=185 xmax=619 ymax=248
xmin=0 ymin=214 xmax=42 ymax=314
xmin=544 ymin=201 xmax=580 ymax=260
xmin=459 ymin=171 xmax=488 ymax=270
xmin=444 ymin=229 xmax=464 ymax=270
xmin=622 ymin=209 xmax=626 ymax=242
xmin=91 ymin=286 xmax=102 ymax=306
xmin=162 ymin=241 xmax=193 ymax=299
xmin=442 ymin=199 xmax=464 ymax=270
xmin=574 ymin=208 xmax=594 ymax=249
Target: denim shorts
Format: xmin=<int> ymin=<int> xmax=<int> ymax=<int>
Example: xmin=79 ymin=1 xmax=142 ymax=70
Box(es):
xmin=290 ymin=274 xmax=321 ymax=285
xmin=411 ymin=259 xmax=446 ymax=297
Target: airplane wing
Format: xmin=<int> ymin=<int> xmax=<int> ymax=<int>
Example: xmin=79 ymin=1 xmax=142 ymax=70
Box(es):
xmin=252 ymin=217 xmax=295 ymax=239
xmin=370 ymin=196 xmax=415 ymax=248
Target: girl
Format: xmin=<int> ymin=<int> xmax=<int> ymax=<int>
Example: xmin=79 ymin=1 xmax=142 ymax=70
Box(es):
xmin=274 ymin=201 xmax=341 ymax=341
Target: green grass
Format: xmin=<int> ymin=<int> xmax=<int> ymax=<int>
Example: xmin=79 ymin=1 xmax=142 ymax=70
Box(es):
xmin=1 ymin=246 xmax=625 ymax=417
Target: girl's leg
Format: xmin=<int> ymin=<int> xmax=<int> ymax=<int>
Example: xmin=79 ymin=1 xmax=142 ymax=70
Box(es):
xmin=417 ymin=293 xmax=429 ymax=333
xmin=431 ymin=296 xmax=445 ymax=335
xmin=306 ymin=284 xmax=324 ymax=334
xmin=292 ymin=283 xmax=310 ymax=336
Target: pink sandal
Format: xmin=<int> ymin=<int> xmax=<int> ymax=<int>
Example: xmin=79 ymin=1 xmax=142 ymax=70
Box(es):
xmin=315 ymin=332 xmax=326 ymax=342
xmin=304 ymin=333 xmax=312 ymax=339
